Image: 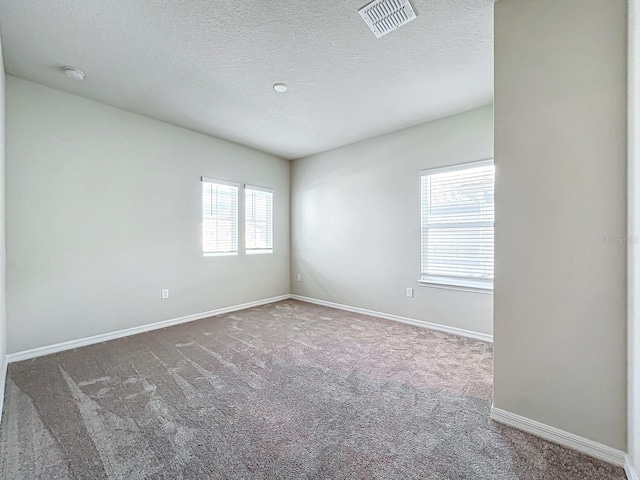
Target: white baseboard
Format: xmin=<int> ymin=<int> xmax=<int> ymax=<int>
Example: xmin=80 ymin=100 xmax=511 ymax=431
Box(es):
xmin=626 ymin=456 xmax=639 ymax=480
xmin=0 ymin=355 xmax=6 ymax=424
xmin=290 ymin=294 xmax=493 ymax=343
xmin=6 ymin=295 xmax=292 ymax=363
xmin=490 ymin=407 xmax=626 ymax=467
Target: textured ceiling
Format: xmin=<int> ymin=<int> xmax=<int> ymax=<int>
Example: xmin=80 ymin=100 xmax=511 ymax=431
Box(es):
xmin=0 ymin=0 xmax=494 ymax=159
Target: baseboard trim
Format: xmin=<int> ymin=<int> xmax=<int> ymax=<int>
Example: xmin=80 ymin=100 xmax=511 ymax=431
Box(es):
xmin=490 ymin=407 xmax=626 ymax=467
xmin=626 ymin=456 xmax=639 ymax=480
xmin=290 ymin=294 xmax=493 ymax=343
xmin=6 ymin=294 xmax=292 ymax=363
xmin=0 ymin=356 xmax=6 ymax=424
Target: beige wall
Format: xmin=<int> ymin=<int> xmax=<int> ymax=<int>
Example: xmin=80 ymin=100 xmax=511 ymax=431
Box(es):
xmin=5 ymin=76 xmax=290 ymax=354
xmin=494 ymin=0 xmax=627 ymax=450
xmin=291 ymin=105 xmax=494 ymax=336
xmin=0 ymin=34 xmax=6 ymax=415
xmin=629 ymin=0 xmax=640 ymax=472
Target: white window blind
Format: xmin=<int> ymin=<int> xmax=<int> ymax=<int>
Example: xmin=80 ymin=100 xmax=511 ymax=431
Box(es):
xmin=245 ymin=185 xmax=273 ymax=254
xmin=420 ymin=160 xmax=495 ymax=289
xmin=201 ymin=177 xmax=238 ymax=256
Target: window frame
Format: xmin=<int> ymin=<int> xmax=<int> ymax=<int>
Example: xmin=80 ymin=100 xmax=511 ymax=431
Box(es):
xmin=244 ymin=184 xmax=274 ymax=255
xmin=419 ymin=159 xmax=495 ymax=293
xmin=201 ymin=176 xmax=240 ymax=257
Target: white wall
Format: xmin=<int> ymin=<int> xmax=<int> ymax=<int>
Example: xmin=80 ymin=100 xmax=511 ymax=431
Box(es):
xmin=494 ymin=0 xmax=627 ymax=451
xmin=291 ymin=105 xmax=494 ymax=336
xmin=629 ymin=0 xmax=640 ymax=475
xmin=0 ymin=34 xmax=7 ymax=417
xmin=5 ymin=76 xmax=290 ymax=354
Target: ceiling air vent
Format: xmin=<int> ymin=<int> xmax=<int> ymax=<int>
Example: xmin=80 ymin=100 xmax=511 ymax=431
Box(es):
xmin=358 ymin=0 xmax=417 ymax=38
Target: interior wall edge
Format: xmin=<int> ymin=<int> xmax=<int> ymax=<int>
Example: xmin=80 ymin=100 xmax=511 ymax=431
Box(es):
xmin=629 ymin=0 xmax=640 ymax=474
xmin=0 ymin=27 xmax=6 ymax=426
xmin=6 ymin=295 xmax=292 ymax=363
xmin=4 ymin=73 xmax=292 ymax=163
xmin=625 ymin=457 xmax=639 ymax=480
xmin=0 ymin=362 xmax=5 ymax=427
xmin=290 ymin=294 xmax=493 ymax=343
xmin=289 ymin=103 xmax=495 ymax=164
xmin=490 ymin=407 xmax=626 ymax=467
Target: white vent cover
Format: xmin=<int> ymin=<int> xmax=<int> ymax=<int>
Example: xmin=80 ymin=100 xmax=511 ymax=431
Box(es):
xmin=358 ymin=0 xmax=417 ymax=38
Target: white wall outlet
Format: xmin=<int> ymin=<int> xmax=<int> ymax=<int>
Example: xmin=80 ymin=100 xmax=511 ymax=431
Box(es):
xmin=296 ymin=274 xmax=302 ymax=282
xmin=406 ymin=287 xmax=414 ymax=298
xmin=161 ymin=289 xmax=169 ymax=299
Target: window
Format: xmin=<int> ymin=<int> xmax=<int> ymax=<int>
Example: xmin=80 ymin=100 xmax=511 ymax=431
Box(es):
xmin=245 ymin=185 xmax=273 ymax=254
xmin=420 ymin=160 xmax=495 ymax=290
xmin=201 ymin=177 xmax=238 ymax=256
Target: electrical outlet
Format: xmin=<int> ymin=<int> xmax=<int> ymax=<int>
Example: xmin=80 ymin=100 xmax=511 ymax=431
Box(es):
xmin=161 ymin=289 xmax=169 ymax=299
xmin=296 ymin=274 xmax=302 ymax=282
xmin=406 ymin=287 xmax=414 ymax=298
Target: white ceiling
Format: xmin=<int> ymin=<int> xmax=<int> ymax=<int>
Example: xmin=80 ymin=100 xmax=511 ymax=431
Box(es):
xmin=0 ymin=0 xmax=494 ymax=159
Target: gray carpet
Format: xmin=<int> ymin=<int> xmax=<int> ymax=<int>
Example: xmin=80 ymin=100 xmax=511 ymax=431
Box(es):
xmin=0 ymin=300 xmax=626 ymax=479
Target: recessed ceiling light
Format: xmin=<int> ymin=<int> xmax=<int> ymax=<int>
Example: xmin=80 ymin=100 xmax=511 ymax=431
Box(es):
xmin=63 ymin=67 xmax=85 ymax=81
xmin=273 ymin=83 xmax=288 ymax=93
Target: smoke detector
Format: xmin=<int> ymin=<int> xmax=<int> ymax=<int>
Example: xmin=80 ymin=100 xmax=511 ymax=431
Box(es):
xmin=358 ymin=0 xmax=417 ymax=38
xmin=63 ymin=67 xmax=85 ymax=81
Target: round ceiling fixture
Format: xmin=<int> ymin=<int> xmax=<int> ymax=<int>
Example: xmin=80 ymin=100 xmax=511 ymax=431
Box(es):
xmin=63 ymin=67 xmax=85 ymax=81
xmin=273 ymin=83 xmax=288 ymax=93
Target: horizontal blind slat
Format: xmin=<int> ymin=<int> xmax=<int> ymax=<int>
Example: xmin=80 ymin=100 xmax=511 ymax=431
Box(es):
xmin=420 ymin=163 xmax=494 ymax=282
xmin=245 ymin=187 xmax=273 ymax=252
xmin=202 ymin=181 xmax=238 ymax=254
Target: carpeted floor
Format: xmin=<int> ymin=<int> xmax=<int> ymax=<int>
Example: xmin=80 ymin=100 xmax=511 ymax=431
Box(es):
xmin=0 ymin=300 xmax=626 ymax=479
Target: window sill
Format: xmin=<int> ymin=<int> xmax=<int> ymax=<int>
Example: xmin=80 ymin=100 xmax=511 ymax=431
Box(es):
xmin=246 ymin=250 xmax=273 ymax=255
xmin=418 ymin=276 xmax=493 ymax=294
xmin=203 ymin=252 xmax=238 ymax=257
